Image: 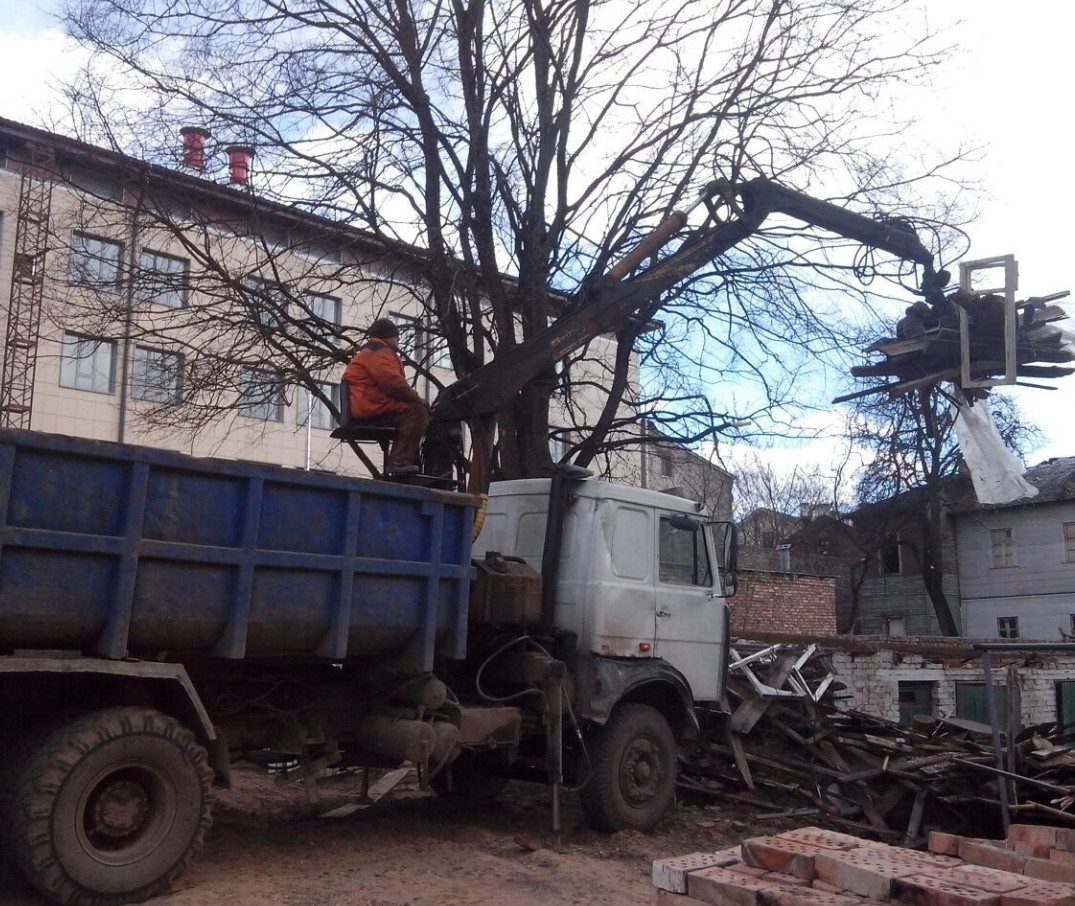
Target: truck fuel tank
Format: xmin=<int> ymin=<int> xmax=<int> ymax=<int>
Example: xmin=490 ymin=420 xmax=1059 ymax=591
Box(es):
xmin=470 ymin=552 xmax=542 ymax=625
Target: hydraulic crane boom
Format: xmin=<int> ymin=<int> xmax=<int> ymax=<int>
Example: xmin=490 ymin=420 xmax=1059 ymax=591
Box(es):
xmin=430 ymin=176 xmax=943 ymax=424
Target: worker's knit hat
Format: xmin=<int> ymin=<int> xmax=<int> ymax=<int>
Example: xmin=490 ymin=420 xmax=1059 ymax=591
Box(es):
xmin=367 ymin=318 xmax=399 ymax=339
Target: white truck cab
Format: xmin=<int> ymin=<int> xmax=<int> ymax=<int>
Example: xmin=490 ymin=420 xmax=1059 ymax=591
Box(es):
xmin=474 ymin=478 xmax=732 ymax=703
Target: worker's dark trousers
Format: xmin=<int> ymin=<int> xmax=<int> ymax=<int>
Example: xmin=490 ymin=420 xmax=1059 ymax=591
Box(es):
xmin=364 ymin=402 xmax=429 ymax=470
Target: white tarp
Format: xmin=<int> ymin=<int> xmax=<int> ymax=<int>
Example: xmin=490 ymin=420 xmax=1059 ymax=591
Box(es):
xmin=951 ymin=388 xmax=1038 ymax=505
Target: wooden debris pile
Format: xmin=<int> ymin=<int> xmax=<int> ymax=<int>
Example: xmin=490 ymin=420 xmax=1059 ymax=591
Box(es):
xmin=837 ymin=288 xmax=1073 ymax=401
xmin=679 ymin=643 xmax=1075 ymax=843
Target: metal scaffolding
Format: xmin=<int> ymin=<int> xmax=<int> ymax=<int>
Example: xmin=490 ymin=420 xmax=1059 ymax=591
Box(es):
xmin=0 ymin=143 xmax=56 ymax=429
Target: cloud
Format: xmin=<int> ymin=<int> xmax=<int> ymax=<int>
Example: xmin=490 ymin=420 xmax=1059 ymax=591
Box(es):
xmin=0 ymin=25 xmax=90 ymax=126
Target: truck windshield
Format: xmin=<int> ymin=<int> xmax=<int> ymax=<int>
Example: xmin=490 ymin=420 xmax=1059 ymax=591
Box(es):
xmin=658 ymin=517 xmax=712 ymax=587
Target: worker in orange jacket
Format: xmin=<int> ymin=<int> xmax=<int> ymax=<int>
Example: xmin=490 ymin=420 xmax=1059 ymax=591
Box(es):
xmin=342 ymin=318 xmax=430 ymax=476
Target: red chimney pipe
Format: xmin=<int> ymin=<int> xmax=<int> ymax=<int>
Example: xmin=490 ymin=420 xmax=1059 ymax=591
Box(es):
xmin=179 ymin=126 xmax=211 ymax=170
xmin=224 ymin=145 xmax=255 ymax=185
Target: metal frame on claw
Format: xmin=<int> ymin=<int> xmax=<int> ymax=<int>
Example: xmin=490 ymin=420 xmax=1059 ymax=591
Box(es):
xmin=728 ymin=643 xmax=835 ymax=702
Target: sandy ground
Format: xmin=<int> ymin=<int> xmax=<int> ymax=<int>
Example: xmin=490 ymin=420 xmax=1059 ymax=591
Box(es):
xmin=0 ymin=764 xmax=801 ymax=906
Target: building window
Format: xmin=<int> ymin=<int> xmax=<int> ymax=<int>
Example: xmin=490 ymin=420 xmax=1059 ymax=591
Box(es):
xmin=390 ymin=312 xmax=451 ymax=371
xmin=997 ymin=616 xmax=1019 ymax=639
xmin=658 ymin=455 xmax=674 ymax=478
xmin=991 ymin=528 xmax=1016 ymax=568
xmin=418 ymin=322 xmax=452 ymax=371
xmin=549 ymin=427 xmax=571 ymax=463
xmin=137 ymin=249 xmax=189 ymax=308
xmin=245 ymin=278 xmax=289 ymax=329
xmin=301 ymin=292 xmax=341 ymax=326
xmin=60 ymin=333 xmax=115 ymax=394
xmin=658 ymin=516 xmax=712 ymax=587
xmin=879 ymin=536 xmax=901 ymax=575
xmin=882 ymin=616 xmax=906 ymax=637
xmin=240 ymin=368 xmax=285 ymax=421
xmin=298 ymin=383 xmax=339 ymax=430
xmin=1065 ymin=523 xmax=1075 ymax=563
xmin=130 ymin=347 xmax=183 ymax=403
xmin=70 ymin=233 xmax=123 ymax=291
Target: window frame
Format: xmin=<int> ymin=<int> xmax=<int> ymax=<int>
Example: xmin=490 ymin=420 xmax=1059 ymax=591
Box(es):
xmin=549 ymin=426 xmax=571 ymax=464
xmin=997 ymin=616 xmax=1019 ymax=639
xmin=657 ymin=515 xmax=713 ymax=588
xmin=59 ymin=333 xmax=116 ymax=395
xmin=244 ymin=277 xmax=290 ymax=330
xmin=1064 ymin=522 xmax=1075 ymax=563
xmin=137 ymin=248 xmax=190 ymax=309
xmin=991 ymin=527 xmax=1017 ymax=568
xmin=239 ymin=368 xmax=286 ymax=422
xmin=300 ymin=292 xmax=341 ymax=327
xmin=298 ymin=382 xmax=340 ymax=431
xmin=130 ymin=346 xmax=184 ymax=404
xmin=69 ymin=232 xmax=124 ymax=292
xmin=879 ymin=535 xmax=901 ymax=575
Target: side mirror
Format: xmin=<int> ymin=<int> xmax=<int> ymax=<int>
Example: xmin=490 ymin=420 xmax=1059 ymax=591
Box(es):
xmin=668 ymin=514 xmax=701 ymax=532
xmin=723 ymin=522 xmax=738 ymax=573
xmin=710 ymin=521 xmax=739 ymax=598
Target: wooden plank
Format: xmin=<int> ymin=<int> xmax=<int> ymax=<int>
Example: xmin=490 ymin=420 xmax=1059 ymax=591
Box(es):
xmin=729 ymin=734 xmax=755 ymax=790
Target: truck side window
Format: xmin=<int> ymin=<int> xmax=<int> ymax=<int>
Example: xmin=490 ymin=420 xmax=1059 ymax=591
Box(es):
xmin=659 ymin=517 xmax=712 ymax=587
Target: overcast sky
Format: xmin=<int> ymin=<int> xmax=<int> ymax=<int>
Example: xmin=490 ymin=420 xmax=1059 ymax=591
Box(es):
xmin=1 ymin=0 xmax=1072 ymax=473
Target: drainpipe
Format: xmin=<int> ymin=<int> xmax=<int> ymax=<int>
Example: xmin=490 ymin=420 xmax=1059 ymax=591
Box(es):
xmin=117 ymin=195 xmax=143 ymax=444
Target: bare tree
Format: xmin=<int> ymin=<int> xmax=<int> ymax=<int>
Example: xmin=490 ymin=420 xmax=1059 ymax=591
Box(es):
xmin=848 ymin=384 xmax=1039 ymax=634
xmin=53 ymin=0 xmax=967 ymax=485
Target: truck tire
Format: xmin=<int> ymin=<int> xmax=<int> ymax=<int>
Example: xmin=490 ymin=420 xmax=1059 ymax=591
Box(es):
xmin=579 ymin=703 xmax=677 ymax=832
xmin=8 ymin=707 xmax=214 ymax=906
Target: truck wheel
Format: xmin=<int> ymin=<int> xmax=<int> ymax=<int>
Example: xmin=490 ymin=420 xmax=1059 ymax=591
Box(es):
xmin=431 ymin=752 xmax=509 ymax=802
xmin=579 ymin=703 xmax=677 ymax=832
xmin=8 ymin=707 xmax=214 ymax=906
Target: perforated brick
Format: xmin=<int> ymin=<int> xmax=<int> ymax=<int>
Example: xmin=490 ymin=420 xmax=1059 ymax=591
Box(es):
xmin=889 ymin=876 xmax=1002 ymax=906
xmin=687 ymin=865 xmax=778 ymax=906
xmin=1023 ymin=855 xmax=1075 ymax=885
xmin=958 ymin=839 xmax=1026 ymax=875
xmin=655 ymin=888 xmax=715 ymax=906
xmin=929 ymin=832 xmax=966 ymax=857
xmin=1054 ymin=827 xmax=1075 ymax=854
xmin=654 ymin=851 xmax=744 ymax=893
xmin=1000 ymin=880 xmax=1075 ymax=906
xmin=777 ymin=828 xmax=875 ymax=852
xmin=760 ymin=872 xmax=810 ymax=888
xmin=1008 ymin=825 xmax=1059 ymax=851
xmin=813 ymin=850 xmax=916 ymax=901
xmin=939 ymin=864 xmax=1031 ymax=894
xmin=757 ymin=887 xmax=863 ymax=906
xmin=742 ymin=838 xmax=825 ymax=880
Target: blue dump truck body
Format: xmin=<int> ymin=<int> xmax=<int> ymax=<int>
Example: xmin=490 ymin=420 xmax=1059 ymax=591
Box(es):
xmin=0 ymin=428 xmax=478 ymax=669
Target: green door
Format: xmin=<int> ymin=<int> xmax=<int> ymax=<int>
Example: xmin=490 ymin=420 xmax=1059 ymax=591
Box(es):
xmin=1057 ymin=682 xmax=1075 ymax=730
xmin=955 ymin=683 xmax=1008 ymax=727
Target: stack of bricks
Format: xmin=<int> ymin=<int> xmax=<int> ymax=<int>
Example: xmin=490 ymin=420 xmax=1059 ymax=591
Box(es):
xmin=652 ymin=826 xmax=1075 ymax=906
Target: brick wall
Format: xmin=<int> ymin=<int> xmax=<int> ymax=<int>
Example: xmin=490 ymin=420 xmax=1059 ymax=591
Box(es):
xmin=732 ymin=570 xmax=837 ymax=635
xmin=828 ymin=643 xmax=1075 ymax=726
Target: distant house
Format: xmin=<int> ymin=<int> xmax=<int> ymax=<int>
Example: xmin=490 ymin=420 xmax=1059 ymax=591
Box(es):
xmin=844 ymin=456 xmax=1075 ymax=641
xmin=954 ymin=456 xmax=1075 ymax=640
xmin=848 ymin=486 xmax=964 ymax=638
xmin=639 ymin=420 xmax=734 ymax=520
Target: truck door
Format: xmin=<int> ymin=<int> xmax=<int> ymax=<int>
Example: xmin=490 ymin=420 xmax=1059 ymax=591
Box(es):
xmin=653 ymin=515 xmax=724 ymax=701
xmin=590 ymin=503 xmax=657 ymax=656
